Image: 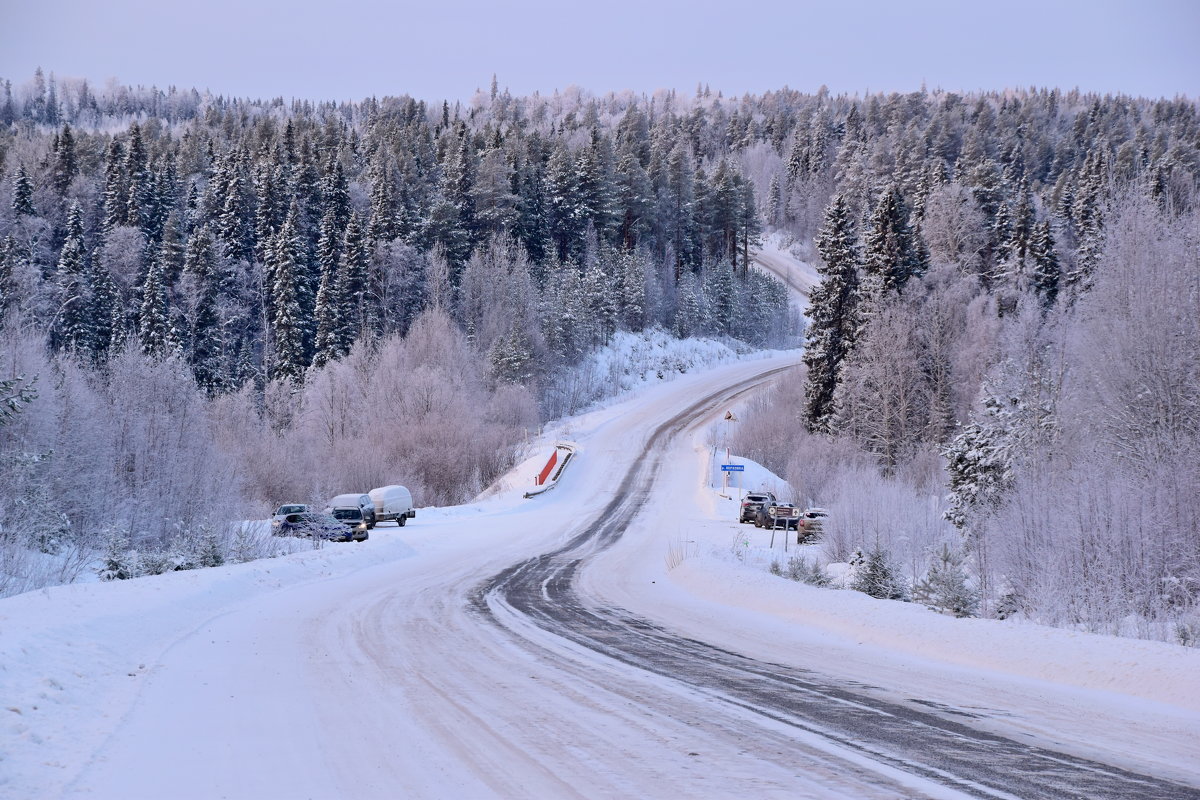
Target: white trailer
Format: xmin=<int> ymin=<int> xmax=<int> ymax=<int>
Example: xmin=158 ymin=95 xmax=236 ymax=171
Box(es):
xmin=369 ymin=485 xmax=416 ymax=526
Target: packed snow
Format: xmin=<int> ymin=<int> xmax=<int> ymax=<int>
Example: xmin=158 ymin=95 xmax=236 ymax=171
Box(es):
xmin=1 ymin=354 xmax=1197 ymax=798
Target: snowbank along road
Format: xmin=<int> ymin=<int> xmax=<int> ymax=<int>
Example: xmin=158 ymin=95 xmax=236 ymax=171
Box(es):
xmin=472 ymin=363 xmax=1200 ymax=800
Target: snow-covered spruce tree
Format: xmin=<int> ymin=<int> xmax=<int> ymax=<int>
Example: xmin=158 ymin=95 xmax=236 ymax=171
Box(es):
xmin=51 ymin=202 xmax=93 ymax=355
xmin=488 ymin=324 xmax=535 ymax=385
xmin=183 ymin=227 xmax=225 ymax=393
xmin=89 ymin=260 xmax=124 ymax=365
xmin=51 ymin=123 xmax=78 ymax=196
xmin=850 ymin=543 xmax=909 ymax=600
xmin=1029 ymin=220 xmax=1061 ymax=309
xmin=618 ymin=249 xmax=646 ymax=330
xmin=803 ymin=193 xmax=861 ymax=433
xmin=942 ymin=395 xmax=1013 ymax=534
xmin=10 ymin=164 xmax=35 ymax=216
xmin=673 ymin=271 xmax=706 ymax=338
xmin=97 ymin=527 xmax=137 ymax=581
xmin=137 ymin=254 xmax=173 ymax=359
xmin=268 ymin=208 xmax=312 ymax=383
xmin=766 ymin=174 xmax=782 ymax=226
xmin=944 ymin=327 xmax=1060 ymax=538
xmin=912 ymin=544 xmax=979 ymax=617
xmin=100 ymin=138 xmax=127 ymax=233
xmin=122 ymin=123 xmax=150 ymax=234
xmin=859 ymin=184 xmax=923 ymax=315
xmin=1067 ymin=146 xmax=1109 ymax=295
xmin=704 ymin=260 xmax=735 ymax=336
xmin=312 ymin=222 xmax=343 ymax=368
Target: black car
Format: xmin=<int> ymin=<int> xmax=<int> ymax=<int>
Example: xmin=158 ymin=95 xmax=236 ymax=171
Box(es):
xmin=275 ymin=512 xmax=368 ymax=542
xmin=739 ymin=492 xmax=777 ymax=523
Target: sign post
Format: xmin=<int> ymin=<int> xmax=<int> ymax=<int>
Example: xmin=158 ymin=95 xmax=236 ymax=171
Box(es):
xmin=721 ymin=464 xmax=744 ymax=509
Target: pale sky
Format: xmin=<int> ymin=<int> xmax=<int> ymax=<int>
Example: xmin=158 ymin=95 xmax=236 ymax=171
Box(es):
xmin=2 ymin=0 xmax=1197 ymax=102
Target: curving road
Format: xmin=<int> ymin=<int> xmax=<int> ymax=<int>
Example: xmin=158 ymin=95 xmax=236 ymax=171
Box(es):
xmin=472 ymin=365 xmax=1200 ymax=800
xmin=59 ymin=355 xmax=1200 ymax=799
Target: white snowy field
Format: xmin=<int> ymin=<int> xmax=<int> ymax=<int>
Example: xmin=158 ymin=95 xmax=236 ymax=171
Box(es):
xmin=2 ymin=351 xmax=1199 ymax=798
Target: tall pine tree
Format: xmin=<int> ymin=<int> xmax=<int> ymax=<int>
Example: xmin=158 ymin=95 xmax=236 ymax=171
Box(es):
xmin=803 ymin=194 xmax=861 ymax=433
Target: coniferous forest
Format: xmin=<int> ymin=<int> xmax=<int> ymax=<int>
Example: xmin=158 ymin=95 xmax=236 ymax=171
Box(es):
xmin=0 ymin=71 xmax=1197 ymax=642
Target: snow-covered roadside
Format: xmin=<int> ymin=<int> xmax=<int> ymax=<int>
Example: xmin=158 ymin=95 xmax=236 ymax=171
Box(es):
xmin=6 ymin=347 xmax=1197 ymax=797
xmin=753 ymin=232 xmax=821 ymax=307
xmin=0 ymin=354 xmax=801 ymax=800
xmin=0 ymin=535 xmax=414 ymax=796
xmin=581 ymin=409 xmax=1200 ymax=786
xmin=541 ymin=326 xmax=773 ymax=419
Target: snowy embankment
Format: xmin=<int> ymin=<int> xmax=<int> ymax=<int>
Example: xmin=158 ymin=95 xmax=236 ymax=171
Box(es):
xmin=580 ymin=408 xmax=1200 ymax=784
xmin=542 ymin=325 xmax=764 ymax=417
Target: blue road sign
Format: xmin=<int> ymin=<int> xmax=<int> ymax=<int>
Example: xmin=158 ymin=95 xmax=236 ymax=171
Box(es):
xmin=721 ymin=464 xmax=745 ymax=472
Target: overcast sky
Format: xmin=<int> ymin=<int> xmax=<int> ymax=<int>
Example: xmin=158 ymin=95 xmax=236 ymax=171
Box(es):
xmin=3 ymin=0 xmax=1197 ymax=103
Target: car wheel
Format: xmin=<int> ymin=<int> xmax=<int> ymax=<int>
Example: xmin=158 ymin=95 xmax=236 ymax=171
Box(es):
xmin=398 ymin=516 xmax=407 ymax=527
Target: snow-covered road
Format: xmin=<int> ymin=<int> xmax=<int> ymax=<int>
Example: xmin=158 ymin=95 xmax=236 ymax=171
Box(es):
xmin=5 ymin=351 xmax=1199 ymax=799
xmin=752 ymin=237 xmax=821 ymax=308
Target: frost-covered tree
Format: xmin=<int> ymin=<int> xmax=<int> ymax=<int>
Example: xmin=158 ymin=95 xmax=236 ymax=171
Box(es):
xmin=912 ymin=544 xmax=978 ymax=617
xmin=334 ymin=214 xmax=370 ymax=355
xmin=943 ymin=394 xmax=1015 ymax=534
xmin=836 ymin=305 xmax=930 ymax=471
xmin=268 ymin=205 xmax=311 ymax=382
xmin=860 ymin=184 xmax=923 ymax=310
xmin=51 ymin=202 xmax=92 ymax=354
xmin=803 ymin=193 xmax=860 ymax=432
xmin=850 ymin=544 xmax=908 ymax=600
xmin=137 ymin=253 xmax=172 ymax=358
xmin=488 ymin=324 xmax=535 ymax=385
xmin=51 ymin=123 xmax=78 ymax=195
xmin=184 ymin=227 xmax=225 ymax=392
xmin=10 ymin=165 xmax=34 ymax=216
xmin=1029 ymin=220 xmax=1061 ymax=308
xmin=0 ymin=374 xmax=37 ymax=426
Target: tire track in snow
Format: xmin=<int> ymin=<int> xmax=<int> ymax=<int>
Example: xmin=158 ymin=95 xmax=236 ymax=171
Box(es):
xmin=471 ymin=364 xmax=1200 ymax=800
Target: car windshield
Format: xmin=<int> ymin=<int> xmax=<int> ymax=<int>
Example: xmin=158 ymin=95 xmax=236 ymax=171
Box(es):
xmin=331 ymin=508 xmax=361 ymax=521
xmin=277 ymin=504 xmax=306 ymax=515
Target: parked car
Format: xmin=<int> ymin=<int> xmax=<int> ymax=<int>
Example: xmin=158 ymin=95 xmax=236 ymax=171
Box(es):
xmin=739 ymin=491 xmax=777 ymax=523
xmin=274 ymin=512 xmax=366 ymax=542
xmin=368 ymin=485 xmax=416 ymax=527
xmin=324 ymin=493 xmax=377 ymax=531
xmin=754 ymin=502 xmax=802 ymax=529
xmin=270 ymin=503 xmax=311 ymax=535
xmin=797 ymin=507 xmax=829 ymax=541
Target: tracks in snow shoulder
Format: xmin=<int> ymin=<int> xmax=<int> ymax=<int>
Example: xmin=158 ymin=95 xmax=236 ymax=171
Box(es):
xmin=470 ymin=363 xmax=1199 ymax=800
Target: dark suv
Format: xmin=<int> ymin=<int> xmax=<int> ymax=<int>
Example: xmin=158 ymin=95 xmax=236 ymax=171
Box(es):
xmin=739 ymin=492 xmax=777 ymax=523
xmin=754 ymin=502 xmax=802 ymax=529
xmin=276 ymin=512 xmax=368 ymax=542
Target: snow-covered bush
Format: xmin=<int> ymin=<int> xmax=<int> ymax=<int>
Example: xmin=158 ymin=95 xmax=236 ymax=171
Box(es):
xmin=850 ymin=544 xmax=909 ymax=601
xmin=787 ymin=555 xmax=829 ymax=586
xmin=912 ymin=544 xmax=979 ymax=617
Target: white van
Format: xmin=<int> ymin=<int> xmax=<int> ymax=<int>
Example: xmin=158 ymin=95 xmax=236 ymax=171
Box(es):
xmin=324 ymin=493 xmax=377 ymax=530
xmin=368 ymin=485 xmax=416 ymax=527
